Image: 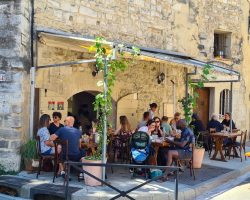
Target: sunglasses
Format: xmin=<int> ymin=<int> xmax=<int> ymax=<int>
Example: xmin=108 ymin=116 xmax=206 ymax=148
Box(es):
xmin=155 ymin=120 xmax=160 ymax=123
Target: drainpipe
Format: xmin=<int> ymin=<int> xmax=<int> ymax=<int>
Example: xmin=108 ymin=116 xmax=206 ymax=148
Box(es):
xmin=185 ymin=67 xmax=197 ymax=98
xmin=170 ymin=79 xmax=176 ymax=115
xmin=29 ymin=0 xmax=35 ymax=139
xmin=230 ymin=82 xmax=233 ymax=133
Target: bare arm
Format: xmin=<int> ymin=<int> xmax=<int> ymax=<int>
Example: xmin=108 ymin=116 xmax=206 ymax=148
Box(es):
xmin=49 ymin=134 xmax=58 ymax=141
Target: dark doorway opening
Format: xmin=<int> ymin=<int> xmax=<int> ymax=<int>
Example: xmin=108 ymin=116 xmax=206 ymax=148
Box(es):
xmin=68 ymin=91 xmax=98 ymax=134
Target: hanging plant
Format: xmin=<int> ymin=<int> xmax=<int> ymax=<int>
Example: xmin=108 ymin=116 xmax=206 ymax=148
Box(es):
xmin=85 ymin=37 xmax=140 ymax=160
xmin=179 ymin=64 xmax=215 ymax=124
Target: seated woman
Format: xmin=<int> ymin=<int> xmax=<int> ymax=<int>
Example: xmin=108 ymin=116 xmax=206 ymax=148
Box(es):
xmin=37 ymin=114 xmax=56 ymax=155
xmin=189 ymin=113 xmax=205 ymax=138
xmin=48 ymin=112 xmax=64 ymax=135
xmin=221 ymin=112 xmax=236 ymax=130
xmin=151 ymin=117 xmax=163 ymax=137
xmin=37 ymin=114 xmax=63 ymax=174
xmin=161 ymin=116 xmax=173 ymax=137
xmin=114 ymin=115 xmax=132 ymax=161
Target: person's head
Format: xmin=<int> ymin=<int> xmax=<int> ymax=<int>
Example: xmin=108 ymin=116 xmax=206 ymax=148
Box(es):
xmin=161 ymin=116 xmax=169 ymax=123
xmin=211 ymin=114 xmax=218 ymax=121
xmin=143 ymin=111 xmax=150 ymax=121
xmin=147 ymin=119 xmax=156 ymax=132
xmin=52 ymin=112 xmax=62 ymax=123
xmin=153 ymin=116 xmax=161 ymax=128
xmin=39 ymin=114 xmax=51 ymax=128
xmin=149 ymin=103 xmax=158 ymax=112
xmin=64 ymin=116 xmax=75 ymax=127
xmin=119 ymin=115 xmax=131 ymax=132
xmin=178 ymin=119 xmax=187 ymax=130
xmin=224 ymin=112 xmax=231 ymax=121
xmin=174 ymin=112 xmax=181 ymax=121
xmin=191 ymin=113 xmax=199 ymax=121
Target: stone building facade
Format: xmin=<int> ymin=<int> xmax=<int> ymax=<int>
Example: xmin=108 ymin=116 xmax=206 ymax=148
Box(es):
xmin=1 ymin=0 xmax=250 ymax=170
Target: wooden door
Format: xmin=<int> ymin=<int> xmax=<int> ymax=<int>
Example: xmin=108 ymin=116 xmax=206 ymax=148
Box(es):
xmin=194 ymin=88 xmax=210 ymax=128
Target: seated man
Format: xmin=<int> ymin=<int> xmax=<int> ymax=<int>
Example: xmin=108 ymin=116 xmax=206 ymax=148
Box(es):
xmin=162 ymin=119 xmax=194 ymax=181
xmin=50 ymin=116 xmax=85 ymax=177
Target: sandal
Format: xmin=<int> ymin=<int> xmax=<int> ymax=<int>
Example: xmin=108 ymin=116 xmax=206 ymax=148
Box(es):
xmin=158 ymin=175 xmax=169 ymax=182
xmin=78 ymin=173 xmax=84 ymax=181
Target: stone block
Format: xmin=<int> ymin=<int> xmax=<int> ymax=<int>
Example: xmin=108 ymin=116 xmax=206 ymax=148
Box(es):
xmin=10 ymin=140 xmax=21 ymax=149
xmin=11 ymin=115 xmax=22 ymax=128
xmin=0 ymin=151 xmax=20 ymax=171
xmin=0 ymin=128 xmax=21 ymax=140
xmin=0 ymin=140 xmax=8 ymax=148
xmin=12 ymin=104 xmax=22 ymax=114
xmin=79 ymin=6 xmax=97 ymax=18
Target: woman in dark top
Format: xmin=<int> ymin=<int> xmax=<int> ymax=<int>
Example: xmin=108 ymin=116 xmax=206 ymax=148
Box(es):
xmin=189 ymin=113 xmax=205 ymax=137
xmin=152 ymin=117 xmax=163 ymax=137
xmin=221 ymin=112 xmax=236 ymax=130
xmin=48 ymin=112 xmax=64 ymax=135
xmin=207 ymin=114 xmax=224 ymax=132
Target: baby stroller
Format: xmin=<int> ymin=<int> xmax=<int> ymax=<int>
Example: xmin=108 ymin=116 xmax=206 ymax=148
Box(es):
xmin=130 ymin=131 xmax=150 ymax=179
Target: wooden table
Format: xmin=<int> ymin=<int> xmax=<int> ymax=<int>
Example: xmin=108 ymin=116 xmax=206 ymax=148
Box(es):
xmin=210 ymin=132 xmax=241 ymax=162
xmin=149 ymin=140 xmax=170 ymax=165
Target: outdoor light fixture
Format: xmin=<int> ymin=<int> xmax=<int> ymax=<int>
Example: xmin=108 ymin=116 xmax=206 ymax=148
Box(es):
xmin=157 ymin=72 xmax=165 ymax=84
xmin=92 ymin=67 xmax=99 ymax=77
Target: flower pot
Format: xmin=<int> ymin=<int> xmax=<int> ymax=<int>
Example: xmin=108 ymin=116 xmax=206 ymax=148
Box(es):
xmin=82 ymin=158 xmax=103 ymax=186
xmin=24 ymin=158 xmax=34 ymax=171
xmin=193 ymin=148 xmax=205 ymax=169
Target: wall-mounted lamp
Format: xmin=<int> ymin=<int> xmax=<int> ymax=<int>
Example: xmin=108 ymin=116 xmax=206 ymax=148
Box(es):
xmin=45 ymin=89 xmax=47 ymax=97
xmin=92 ymin=67 xmax=99 ymax=77
xmin=157 ymin=72 xmax=165 ymax=84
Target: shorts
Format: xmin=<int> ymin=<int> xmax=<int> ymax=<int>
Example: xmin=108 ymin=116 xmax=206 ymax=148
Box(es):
xmin=63 ymin=149 xmax=86 ymax=162
xmin=176 ymin=149 xmax=192 ymax=159
xmin=42 ymin=147 xmax=55 ymax=155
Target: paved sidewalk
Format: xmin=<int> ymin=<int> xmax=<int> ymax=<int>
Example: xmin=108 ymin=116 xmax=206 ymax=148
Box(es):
xmin=0 ymin=148 xmax=250 ymax=200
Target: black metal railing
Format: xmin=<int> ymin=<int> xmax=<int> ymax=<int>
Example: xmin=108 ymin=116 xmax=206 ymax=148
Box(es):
xmin=64 ymin=162 xmax=180 ymax=200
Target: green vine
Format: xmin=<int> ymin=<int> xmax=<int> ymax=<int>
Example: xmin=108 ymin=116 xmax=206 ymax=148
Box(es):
xmin=178 ymin=64 xmax=215 ymax=124
xmin=85 ymin=37 xmax=140 ymax=160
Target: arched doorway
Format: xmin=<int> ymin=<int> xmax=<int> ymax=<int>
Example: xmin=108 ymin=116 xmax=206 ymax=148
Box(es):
xmin=67 ymin=91 xmax=98 ymax=133
xmin=67 ymin=91 xmax=117 ymax=132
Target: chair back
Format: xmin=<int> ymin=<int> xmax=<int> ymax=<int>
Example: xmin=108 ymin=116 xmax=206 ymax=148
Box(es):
xmin=131 ymin=131 xmax=149 ymax=149
xmin=54 ymin=139 xmax=69 ymax=161
xmin=35 ymin=136 xmax=42 ymax=156
xmin=240 ymin=130 xmax=247 ymax=147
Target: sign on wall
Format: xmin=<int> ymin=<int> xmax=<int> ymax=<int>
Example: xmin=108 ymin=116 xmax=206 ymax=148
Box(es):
xmin=48 ymin=101 xmax=55 ymax=110
xmin=57 ymin=102 xmax=64 ymax=110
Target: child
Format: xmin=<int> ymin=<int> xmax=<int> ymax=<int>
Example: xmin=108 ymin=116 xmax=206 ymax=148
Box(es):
xmin=161 ymin=116 xmax=172 ymax=137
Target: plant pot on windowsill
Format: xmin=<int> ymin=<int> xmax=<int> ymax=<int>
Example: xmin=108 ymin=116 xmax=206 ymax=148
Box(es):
xmin=82 ymin=155 xmax=106 ymax=186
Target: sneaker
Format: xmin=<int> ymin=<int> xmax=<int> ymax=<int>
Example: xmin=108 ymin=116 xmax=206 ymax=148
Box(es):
xmin=78 ymin=173 xmax=84 ymax=180
xmin=60 ymin=171 xmax=65 ymax=179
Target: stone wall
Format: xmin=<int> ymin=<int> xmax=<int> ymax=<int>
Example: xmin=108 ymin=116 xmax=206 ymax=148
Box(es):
xmin=34 ymin=0 xmax=249 ymax=130
xmin=0 ymin=0 xmax=31 ymax=171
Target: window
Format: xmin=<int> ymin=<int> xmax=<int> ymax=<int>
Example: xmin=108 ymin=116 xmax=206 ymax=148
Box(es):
xmin=214 ymin=31 xmax=231 ymax=59
xmin=219 ymin=89 xmax=231 ymax=115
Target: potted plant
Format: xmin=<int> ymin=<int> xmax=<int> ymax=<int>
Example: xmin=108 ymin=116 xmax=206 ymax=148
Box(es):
xmin=82 ymin=37 xmax=140 ymax=186
xmin=20 ymin=139 xmax=38 ymax=171
xmin=193 ymin=132 xmax=205 ymax=168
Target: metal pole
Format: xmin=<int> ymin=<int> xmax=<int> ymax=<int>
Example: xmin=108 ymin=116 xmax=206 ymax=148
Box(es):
xmin=102 ymin=58 xmax=108 ymax=181
xmin=230 ymin=82 xmax=233 ymax=133
xmin=29 ymin=67 xmax=36 ymax=139
xmin=175 ymin=169 xmax=179 ymax=200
